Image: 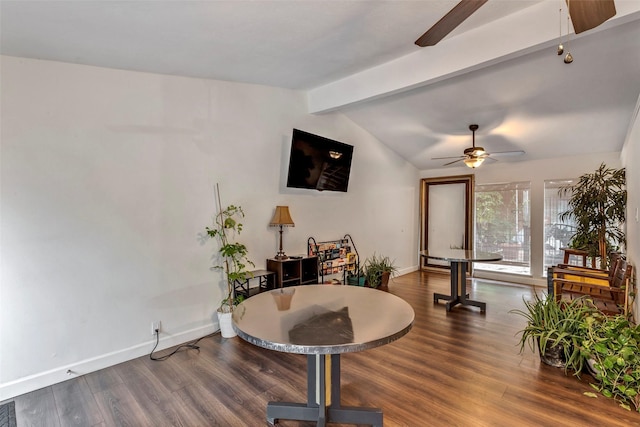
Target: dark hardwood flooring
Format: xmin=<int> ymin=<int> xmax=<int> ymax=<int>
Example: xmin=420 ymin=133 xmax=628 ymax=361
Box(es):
xmin=7 ymin=271 xmax=640 ymax=426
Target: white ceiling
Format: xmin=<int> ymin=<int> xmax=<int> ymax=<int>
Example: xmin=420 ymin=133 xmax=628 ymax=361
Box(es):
xmin=2 ymin=0 xmax=639 ymax=170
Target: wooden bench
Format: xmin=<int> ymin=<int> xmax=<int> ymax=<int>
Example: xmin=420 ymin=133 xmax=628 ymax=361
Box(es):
xmin=549 ymin=257 xmax=633 ymax=316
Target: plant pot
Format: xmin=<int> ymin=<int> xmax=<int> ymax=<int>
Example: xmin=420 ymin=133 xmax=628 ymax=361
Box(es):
xmin=538 ymin=339 xmax=565 ymax=368
xmin=381 ymin=271 xmax=391 ymax=286
xmin=378 ymin=271 xmax=391 ymax=292
xmin=217 ymin=310 xmax=236 ymax=338
xmin=585 ymin=358 xmax=601 ymax=381
xmin=347 ymin=276 xmax=365 ymax=286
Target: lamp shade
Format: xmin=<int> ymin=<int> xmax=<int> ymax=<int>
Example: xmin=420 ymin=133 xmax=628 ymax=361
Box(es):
xmin=270 ymin=206 xmax=295 ymax=227
xmin=464 ymin=157 xmax=485 ymax=169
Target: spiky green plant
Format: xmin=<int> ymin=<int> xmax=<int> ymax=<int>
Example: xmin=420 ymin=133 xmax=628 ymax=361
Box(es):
xmin=364 ymin=253 xmax=397 ymax=288
xmin=510 ymin=293 xmax=595 ymax=374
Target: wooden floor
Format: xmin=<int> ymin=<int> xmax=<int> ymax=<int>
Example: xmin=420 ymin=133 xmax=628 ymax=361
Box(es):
xmin=8 ymin=271 xmax=640 ymax=426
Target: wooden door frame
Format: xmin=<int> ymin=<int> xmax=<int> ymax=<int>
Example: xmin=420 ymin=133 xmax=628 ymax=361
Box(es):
xmin=420 ymin=175 xmax=474 ymax=270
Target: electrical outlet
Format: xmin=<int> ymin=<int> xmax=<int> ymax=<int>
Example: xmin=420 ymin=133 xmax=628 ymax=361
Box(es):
xmin=151 ymin=321 xmax=161 ymax=336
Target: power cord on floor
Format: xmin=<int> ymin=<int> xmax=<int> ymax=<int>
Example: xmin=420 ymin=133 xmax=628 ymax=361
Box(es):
xmin=149 ymin=329 xmax=219 ymax=361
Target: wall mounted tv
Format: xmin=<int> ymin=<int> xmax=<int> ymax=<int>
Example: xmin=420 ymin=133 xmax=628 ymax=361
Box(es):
xmin=286 ymin=129 xmax=354 ymax=192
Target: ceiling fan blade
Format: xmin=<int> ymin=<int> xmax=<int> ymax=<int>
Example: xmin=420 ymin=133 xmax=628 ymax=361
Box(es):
xmin=443 ymin=158 xmax=465 ymax=166
xmin=489 ymin=150 xmax=525 ymax=157
xmin=415 ymin=0 xmax=488 ymax=47
xmin=432 ymin=155 xmax=465 ymax=160
xmin=567 ymin=0 xmax=616 ymax=34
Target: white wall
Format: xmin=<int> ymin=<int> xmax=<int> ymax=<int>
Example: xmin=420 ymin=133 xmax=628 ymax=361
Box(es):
xmin=419 ymin=152 xmax=622 ymax=287
xmin=0 ymin=56 xmax=419 ymax=399
xmin=621 ymin=95 xmax=640 ymax=318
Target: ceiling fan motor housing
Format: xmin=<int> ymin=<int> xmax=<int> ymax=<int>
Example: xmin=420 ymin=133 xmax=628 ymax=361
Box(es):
xmin=465 ymin=124 xmax=485 ymax=156
xmin=464 ymin=146 xmax=486 ymax=157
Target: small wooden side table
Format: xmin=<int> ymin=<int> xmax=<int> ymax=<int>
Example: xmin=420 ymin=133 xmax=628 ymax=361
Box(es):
xmin=562 ymin=248 xmax=595 ymax=268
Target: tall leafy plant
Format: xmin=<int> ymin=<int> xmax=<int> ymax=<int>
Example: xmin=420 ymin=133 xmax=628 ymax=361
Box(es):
xmin=559 ymin=163 xmax=626 ymax=269
xmin=205 ymin=184 xmax=254 ymax=313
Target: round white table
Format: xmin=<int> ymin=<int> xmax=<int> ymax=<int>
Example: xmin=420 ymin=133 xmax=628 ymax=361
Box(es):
xmin=233 ymin=284 xmax=414 ymax=426
xmin=421 ymin=249 xmax=502 ymax=312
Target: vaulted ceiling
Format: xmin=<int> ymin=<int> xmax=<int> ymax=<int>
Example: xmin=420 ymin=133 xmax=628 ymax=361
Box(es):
xmin=2 ymin=1 xmax=639 ymax=170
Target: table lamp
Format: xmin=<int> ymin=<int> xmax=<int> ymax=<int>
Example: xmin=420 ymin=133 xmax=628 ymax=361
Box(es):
xmin=270 ymin=206 xmax=295 ymax=260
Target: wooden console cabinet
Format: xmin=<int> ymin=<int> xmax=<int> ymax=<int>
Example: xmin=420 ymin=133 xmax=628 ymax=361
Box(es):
xmin=267 ymin=256 xmax=319 ymax=288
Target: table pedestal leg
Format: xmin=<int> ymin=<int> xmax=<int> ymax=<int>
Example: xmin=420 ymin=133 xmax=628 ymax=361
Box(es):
xmin=433 ymin=261 xmax=486 ymax=312
xmin=267 ymin=354 xmax=382 ymax=426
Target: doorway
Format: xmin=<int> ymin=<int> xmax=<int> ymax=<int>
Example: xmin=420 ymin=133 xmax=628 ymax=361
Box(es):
xmin=420 ymin=175 xmax=474 ymax=269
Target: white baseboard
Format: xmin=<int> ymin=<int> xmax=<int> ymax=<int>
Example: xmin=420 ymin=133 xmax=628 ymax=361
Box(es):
xmin=0 ymin=323 xmax=219 ymax=401
xmin=473 ymin=270 xmax=547 ymax=288
xmin=395 ymin=265 xmax=419 ymax=277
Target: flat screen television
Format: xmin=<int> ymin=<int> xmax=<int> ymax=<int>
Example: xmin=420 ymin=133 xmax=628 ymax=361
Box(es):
xmin=286 ymin=129 xmax=354 ymax=192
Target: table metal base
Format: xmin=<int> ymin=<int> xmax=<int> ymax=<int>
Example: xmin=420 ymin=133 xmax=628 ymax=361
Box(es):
xmin=433 ymin=261 xmax=486 ymax=313
xmin=267 ymin=354 xmax=382 ymax=427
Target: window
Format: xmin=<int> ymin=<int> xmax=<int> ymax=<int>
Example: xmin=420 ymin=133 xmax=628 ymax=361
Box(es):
xmin=475 ymin=182 xmax=531 ymax=275
xmin=543 ymin=179 xmax=577 ymax=274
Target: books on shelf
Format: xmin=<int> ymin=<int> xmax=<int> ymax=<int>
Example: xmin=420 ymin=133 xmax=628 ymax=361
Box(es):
xmin=308 ymin=238 xmax=358 ymax=278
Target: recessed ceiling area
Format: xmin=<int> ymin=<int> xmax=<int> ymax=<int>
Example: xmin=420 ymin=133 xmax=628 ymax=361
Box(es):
xmin=1 ymin=0 xmax=639 ymax=170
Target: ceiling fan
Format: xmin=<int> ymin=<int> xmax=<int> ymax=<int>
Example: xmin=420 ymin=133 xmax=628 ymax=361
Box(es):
xmin=432 ymin=124 xmax=524 ymax=168
xmin=415 ymin=0 xmax=616 ymax=47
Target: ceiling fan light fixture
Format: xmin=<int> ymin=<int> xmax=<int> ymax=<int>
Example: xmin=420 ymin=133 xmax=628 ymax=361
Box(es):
xmin=464 ymin=157 xmax=485 ymax=168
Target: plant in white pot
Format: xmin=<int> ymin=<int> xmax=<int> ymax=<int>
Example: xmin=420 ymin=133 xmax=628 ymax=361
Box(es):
xmin=205 ymin=185 xmax=254 ymax=338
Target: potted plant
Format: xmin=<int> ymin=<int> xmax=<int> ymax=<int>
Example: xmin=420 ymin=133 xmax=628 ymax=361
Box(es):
xmin=364 ymin=254 xmax=397 ymax=291
xmin=559 ymin=163 xmax=626 ymax=270
xmin=581 ymin=313 xmax=640 ymax=412
xmin=205 ymin=188 xmax=254 ymax=338
xmin=510 ymin=293 xmax=595 ymax=372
